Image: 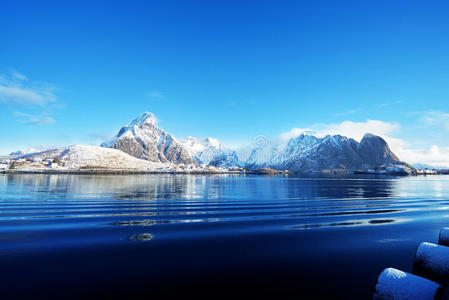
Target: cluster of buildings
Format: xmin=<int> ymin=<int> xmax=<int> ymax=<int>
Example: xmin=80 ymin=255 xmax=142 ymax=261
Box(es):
xmin=0 ymin=157 xmax=61 ymax=171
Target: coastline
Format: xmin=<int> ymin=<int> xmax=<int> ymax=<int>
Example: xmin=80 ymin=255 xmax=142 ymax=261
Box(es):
xmin=0 ymin=169 xmax=241 ymax=175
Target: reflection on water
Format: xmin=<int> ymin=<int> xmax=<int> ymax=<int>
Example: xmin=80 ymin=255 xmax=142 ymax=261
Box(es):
xmin=1 ymin=174 xmax=449 ymax=299
xmin=289 ymin=218 xmax=400 ymax=230
xmin=128 ymin=233 xmax=154 ymax=241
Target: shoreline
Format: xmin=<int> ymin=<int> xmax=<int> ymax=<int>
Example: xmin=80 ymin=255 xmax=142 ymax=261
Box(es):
xmin=1 ymin=169 xmax=444 ymax=177
xmin=0 ymin=169 xmax=241 ymax=175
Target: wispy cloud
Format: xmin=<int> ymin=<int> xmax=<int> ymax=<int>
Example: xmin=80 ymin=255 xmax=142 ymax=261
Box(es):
xmin=0 ymin=70 xmax=59 ymax=125
xmin=86 ymin=133 xmax=114 ymax=145
xmin=378 ymin=100 xmax=404 ymax=108
xmin=282 ymin=120 xmax=399 ymax=142
xmin=226 ymin=101 xmax=238 ymax=108
xmin=0 ymin=72 xmax=56 ymax=106
xmin=13 ymin=111 xmax=55 ymax=125
xmin=332 ymin=108 xmax=364 ymax=117
xmin=12 ymin=71 xmax=27 ymax=81
xmin=312 ymin=119 xmax=400 ymax=141
xmin=416 ymin=111 xmax=449 ymax=130
xmin=280 ymin=127 xmax=316 ymax=141
xmin=148 ymin=91 xmax=164 ymax=99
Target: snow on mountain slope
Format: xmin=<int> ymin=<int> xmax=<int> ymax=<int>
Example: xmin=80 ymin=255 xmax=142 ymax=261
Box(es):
xmin=101 ymin=112 xmax=193 ymax=164
xmin=181 ymin=136 xmax=223 ymax=156
xmin=180 ymin=136 xmax=241 ymax=167
xmin=244 ymin=132 xmax=406 ymax=171
xmin=19 ymin=145 xmax=168 ymax=170
xmin=9 ymin=148 xmax=40 ymax=156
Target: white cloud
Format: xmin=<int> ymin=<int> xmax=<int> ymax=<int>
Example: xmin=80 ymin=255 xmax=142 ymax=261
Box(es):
xmin=14 ymin=111 xmax=55 ymax=125
xmin=0 ymin=71 xmax=56 ymax=106
xmin=283 ymin=120 xmax=400 ymax=142
xmin=280 ymin=128 xmax=316 ymax=142
xmin=0 ymin=86 xmax=55 ymax=106
xmin=395 ymin=145 xmax=449 ymax=168
xmin=0 ymin=71 xmax=58 ymax=125
xmin=417 ymin=111 xmax=449 ymax=130
xmin=12 ymin=71 xmax=27 ymax=81
xmin=314 ymin=119 xmax=400 ymax=141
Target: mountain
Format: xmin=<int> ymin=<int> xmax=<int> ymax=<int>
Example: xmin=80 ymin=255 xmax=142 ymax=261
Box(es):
xmin=181 ymin=136 xmax=241 ymax=167
xmin=245 ymin=133 xmax=407 ymax=172
xmin=4 ymin=111 xmax=410 ymax=174
xmin=15 ymin=145 xmax=168 ymax=170
xmin=9 ymin=148 xmax=40 ymax=156
xmin=101 ymin=112 xmax=193 ymax=164
xmin=357 ymin=133 xmax=400 ymax=168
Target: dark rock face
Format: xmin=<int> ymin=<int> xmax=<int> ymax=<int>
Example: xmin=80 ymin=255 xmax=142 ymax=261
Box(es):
xmin=357 ymin=133 xmax=400 ymax=168
xmin=102 ymin=112 xmax=193 ymax=164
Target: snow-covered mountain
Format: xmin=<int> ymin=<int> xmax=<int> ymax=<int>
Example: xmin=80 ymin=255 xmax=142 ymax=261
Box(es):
xmin=15 ymin=145 xmax=168 ymax=170
xmin=9 ymin=148 xmax=40 ymax=156
xmin=2 ymin=111 xmax=412 ymax=174
xmin=101 ymin=112 xmax=193 ymax=164
xmin=180 ymin=136 xmax=241 ymax=167
xmin=106 ymin=118 xmax=405 ymax=171
xmin=244 ymin=132 xmax=407 ymax=172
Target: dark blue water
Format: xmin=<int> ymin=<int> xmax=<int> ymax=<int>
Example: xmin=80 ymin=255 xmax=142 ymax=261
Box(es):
xmin=1 ymin=174 xmax=449 ymax=299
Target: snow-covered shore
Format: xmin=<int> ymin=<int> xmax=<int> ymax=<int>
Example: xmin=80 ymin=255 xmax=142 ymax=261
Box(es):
xmin=0 ymin=145 xmax=236 ymax=174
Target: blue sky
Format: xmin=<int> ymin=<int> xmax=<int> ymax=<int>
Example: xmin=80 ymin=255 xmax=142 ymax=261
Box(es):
xmin=1 ymin=0 xmax=449 ymax=165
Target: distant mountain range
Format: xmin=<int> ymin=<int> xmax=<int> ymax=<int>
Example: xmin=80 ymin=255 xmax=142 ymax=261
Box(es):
xmin=245 ymin=132 xmax=403 ymax=172
xmin=100 ymin=112 xmax=410 ymax=173
xmin=2 ymin=112 xmax=415 ymax=174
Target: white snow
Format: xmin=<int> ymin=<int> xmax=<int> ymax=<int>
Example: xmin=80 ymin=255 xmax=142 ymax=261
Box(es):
xmin=180 ymin=136 xmax=241 ymax=167
xmin=373 ymin=267 xmax=441 ymax=300
xmin=0 ymin=144 xmax=233 ymax=173
xmin=9 ymin=148 xmax=40 ymax=156
xmin=245 ymin=133 xmax=324 ymax=167
xmin=367 ymin=165 xmax=412 ymax=175
xmin=14 ymin=145 xmax=168 ymax=171
xmin=101 ymin=112 xmax=159 ymax=148
xmin=181 ymin=136 xmax=223 ymax=156
xmin=100 ymin=112 xmax=193 ymax=164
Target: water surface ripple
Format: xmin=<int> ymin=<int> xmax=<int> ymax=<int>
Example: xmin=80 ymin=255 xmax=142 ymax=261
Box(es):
xmin=1 ymin=174 xmax=449 ymax=299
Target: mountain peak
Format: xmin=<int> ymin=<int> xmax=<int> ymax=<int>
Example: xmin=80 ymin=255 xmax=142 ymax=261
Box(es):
xmin=180 ymin=136 xmax=224 ymax=156
xmin=130 ymin=112 xmax=157 ymax=127
xmin=361 ymin=133 xmax=379 ymax=140
xmin=300 ymin=130 xmax=318 ymax=136
xmin=101 ymin=112 xmax=193 ymax=164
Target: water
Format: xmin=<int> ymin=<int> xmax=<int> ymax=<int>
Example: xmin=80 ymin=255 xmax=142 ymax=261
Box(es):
xmin=1 ymin=174 xmax=449 ymax=299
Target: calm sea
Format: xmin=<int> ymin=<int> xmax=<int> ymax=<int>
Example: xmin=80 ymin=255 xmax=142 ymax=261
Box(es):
xmin=1 ymin=174 xmax=448 ymax=299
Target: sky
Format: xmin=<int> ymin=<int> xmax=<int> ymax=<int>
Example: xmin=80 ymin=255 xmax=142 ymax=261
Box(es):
xmin=1 ymin=0 xmax=449 ymax=166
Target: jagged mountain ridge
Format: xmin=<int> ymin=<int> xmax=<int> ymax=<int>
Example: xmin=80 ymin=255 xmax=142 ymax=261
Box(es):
xmin=180 ymin=136 xmax=241 ymax=167
xmin=247 ymin=133 xmax=404 ymax=171
xmin=101 ymin=112 xmax=193 ymax=164
xmin=100 ymin=112 xmax=407 ymax=172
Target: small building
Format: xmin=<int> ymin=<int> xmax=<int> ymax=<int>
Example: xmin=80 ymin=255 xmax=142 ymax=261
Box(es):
xmin=50 ymin=162 xmax=60 ymax=169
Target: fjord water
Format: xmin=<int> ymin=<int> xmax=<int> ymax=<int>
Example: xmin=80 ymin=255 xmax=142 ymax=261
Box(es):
xmin=1 ymin=175 xmax=449 ymax=299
